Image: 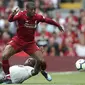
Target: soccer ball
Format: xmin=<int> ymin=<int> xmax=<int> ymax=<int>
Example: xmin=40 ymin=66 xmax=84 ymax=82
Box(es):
xmin=75 ymin=59 xmax=85 ymax=71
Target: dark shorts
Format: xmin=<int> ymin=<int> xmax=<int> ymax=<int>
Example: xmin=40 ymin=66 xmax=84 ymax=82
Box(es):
xmin=8 ymin=36 xmax=40 ymax=54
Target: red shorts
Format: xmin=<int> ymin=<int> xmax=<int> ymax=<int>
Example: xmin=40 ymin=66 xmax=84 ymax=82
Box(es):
xmin=8 ymin=36 xmax=40 ymax=54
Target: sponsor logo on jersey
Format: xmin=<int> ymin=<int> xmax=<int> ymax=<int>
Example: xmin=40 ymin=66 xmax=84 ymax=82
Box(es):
xmin=24 ymin=20 xmax=37 ymax=29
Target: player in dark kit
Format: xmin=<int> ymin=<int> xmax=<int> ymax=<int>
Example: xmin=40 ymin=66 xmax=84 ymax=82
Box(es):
xmin=2 ymin=1 xmax=64 ymax=81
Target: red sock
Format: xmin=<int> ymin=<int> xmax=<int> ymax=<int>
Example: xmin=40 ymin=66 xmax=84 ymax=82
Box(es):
xmin=2 ymin=60 xmax=10 ymax=74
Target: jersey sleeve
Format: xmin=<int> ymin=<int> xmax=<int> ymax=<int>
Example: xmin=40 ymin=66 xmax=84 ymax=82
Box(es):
xmin=8 ymin=11 xmax=22 ymax=22
xmin=38 ymin=15 xmax=61 ymax=27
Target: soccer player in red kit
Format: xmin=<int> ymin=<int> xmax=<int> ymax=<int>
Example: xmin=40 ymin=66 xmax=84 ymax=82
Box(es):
xmin=2 ymin=2 xmax=64 ymax=81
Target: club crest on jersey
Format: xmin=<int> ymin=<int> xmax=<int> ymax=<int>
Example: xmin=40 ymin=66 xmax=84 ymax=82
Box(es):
xmin=24 ymin=20 xmax=37 ymax=29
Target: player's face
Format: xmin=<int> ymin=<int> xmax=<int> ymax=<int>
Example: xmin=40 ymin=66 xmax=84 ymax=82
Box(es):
xmin=26 ymin=7 xmax=36 ymax=17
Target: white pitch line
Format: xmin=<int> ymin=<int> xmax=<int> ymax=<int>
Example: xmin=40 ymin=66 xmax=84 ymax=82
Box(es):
xmin=50 ymin=71 xmax=79 ymax=75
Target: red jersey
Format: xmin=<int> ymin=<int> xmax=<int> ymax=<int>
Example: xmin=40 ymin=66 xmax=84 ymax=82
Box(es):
xmin=8 ymin=11 xmax=60 ymax=42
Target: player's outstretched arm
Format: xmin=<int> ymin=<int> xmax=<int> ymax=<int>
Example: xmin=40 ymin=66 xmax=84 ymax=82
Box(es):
xmin=43 ymin=18 xmax=64 ymax=32
xmin=39 ymin=16 xmax=64 ymax=32
xmin=8 ymin=7 xmax=20 ymax=22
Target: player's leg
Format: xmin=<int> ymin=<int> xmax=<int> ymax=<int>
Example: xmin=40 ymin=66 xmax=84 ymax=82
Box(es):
xmin=24 ymin=43 xmax=52 ymax=81
xmin=2 ymin=45 xmax=17 ymax=60
xmin=24 ymin=43 xmax=46 ymax=75
xmin=30 ymin=50 xmax=46 ymax=75
xmin=2 ymin=36 xmax=23 ymax=74
xmin=30 ymin=50 xmax=52 ymax=81
xmin=2 ymin=45 xmax=18 ymax=74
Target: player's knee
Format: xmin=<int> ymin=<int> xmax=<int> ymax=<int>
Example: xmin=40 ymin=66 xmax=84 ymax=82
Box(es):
xmin=38 ymin=58 xmax=45 ymax=64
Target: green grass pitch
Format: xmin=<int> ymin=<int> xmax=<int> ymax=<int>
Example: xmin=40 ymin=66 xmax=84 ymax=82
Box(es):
xmin=2 ymin=71 xmax=85 ymax=85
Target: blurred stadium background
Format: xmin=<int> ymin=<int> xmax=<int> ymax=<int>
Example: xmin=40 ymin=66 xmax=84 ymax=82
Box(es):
xmin=0 ymin=0 xmax=85 ymax=84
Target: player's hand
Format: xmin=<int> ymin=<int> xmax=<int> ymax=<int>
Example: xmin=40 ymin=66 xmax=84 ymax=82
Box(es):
xmin=59 ymin=25 xmax=64 ymax=32
xmin=12 ymin=6 xmax=20 ymax=15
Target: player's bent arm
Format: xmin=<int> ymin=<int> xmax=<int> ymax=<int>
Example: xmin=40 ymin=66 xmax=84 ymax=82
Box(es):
xmin=8 ymin=13 xmax=20 ymax=22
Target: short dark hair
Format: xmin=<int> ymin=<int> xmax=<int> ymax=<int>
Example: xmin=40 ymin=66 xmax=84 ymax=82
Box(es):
xmin=26 ymin=1 xmax=35 ymax=9
xmin=24 ymin=58 xmax=36 ymax=67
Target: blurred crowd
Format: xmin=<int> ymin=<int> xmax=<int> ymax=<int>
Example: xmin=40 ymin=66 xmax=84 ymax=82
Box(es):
xmin=0 ymin=0 xmax=85 ymax=57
